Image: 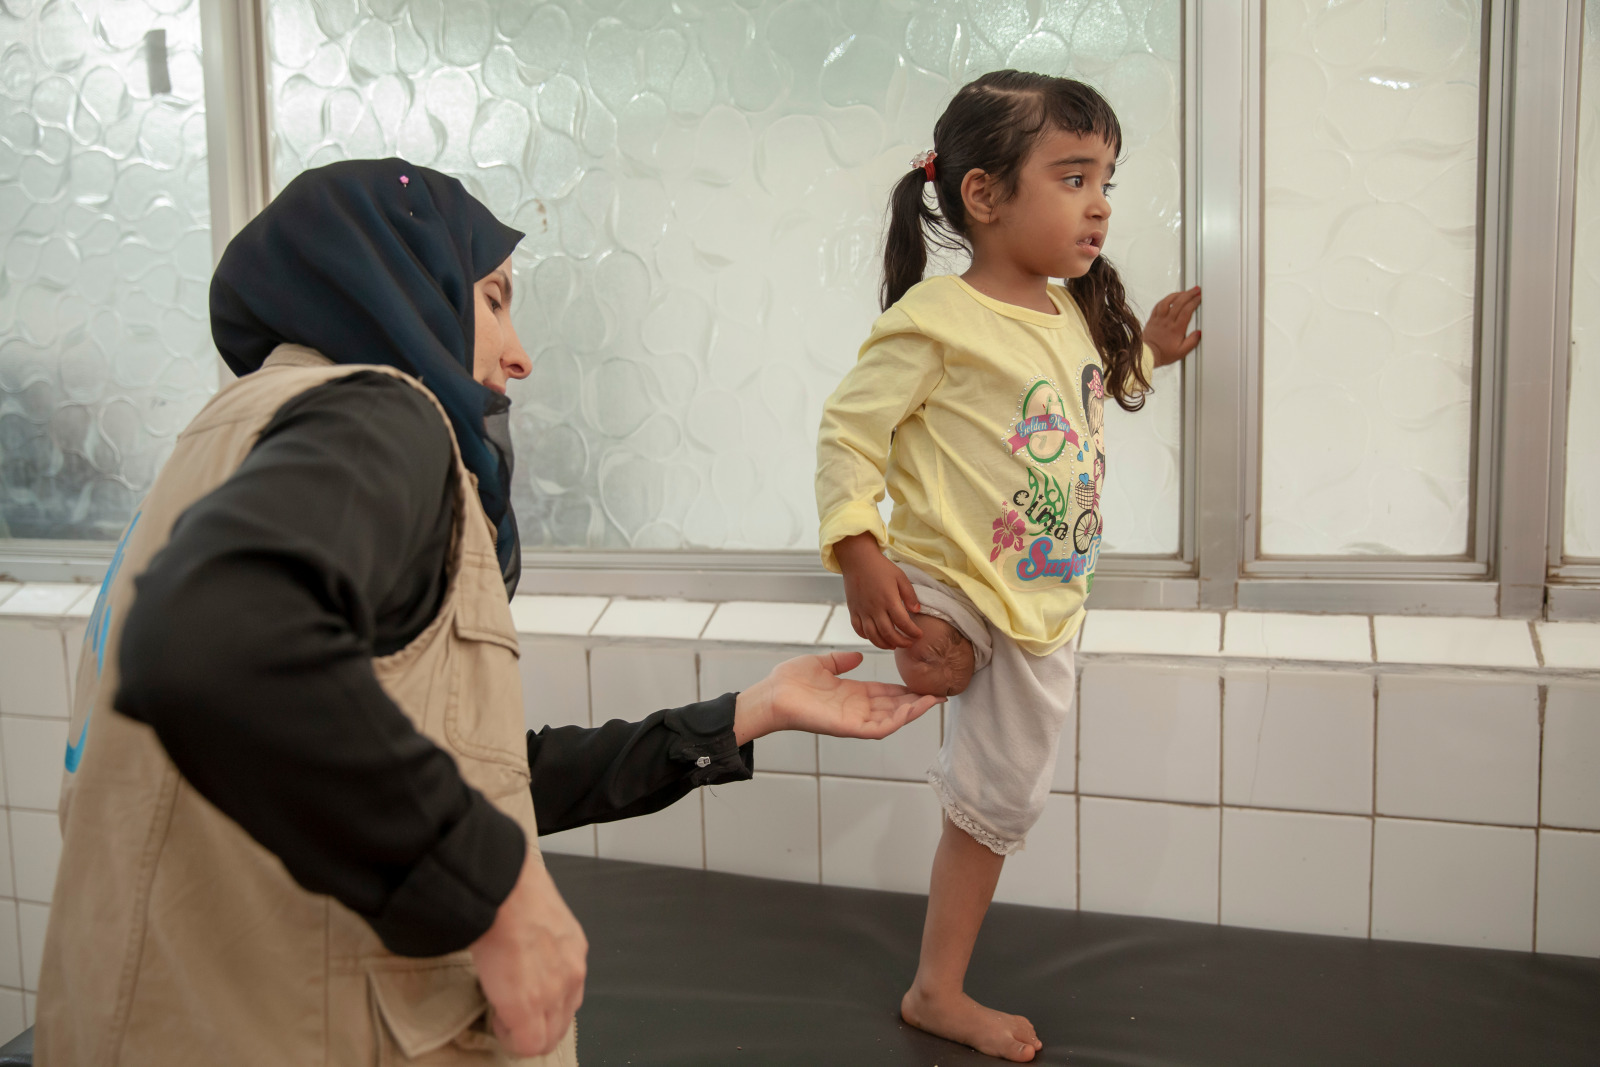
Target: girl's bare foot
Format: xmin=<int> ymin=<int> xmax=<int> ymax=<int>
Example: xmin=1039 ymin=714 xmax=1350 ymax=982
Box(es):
xmin=901 ymin=984 xmax=1042 ymax=1062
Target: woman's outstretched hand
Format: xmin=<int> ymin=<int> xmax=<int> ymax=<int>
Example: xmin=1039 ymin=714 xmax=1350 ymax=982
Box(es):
xmin=1143 ymin=285 xmax=1202 ymax=368
xmin=733 ymin=651 xmax=943 ymax=745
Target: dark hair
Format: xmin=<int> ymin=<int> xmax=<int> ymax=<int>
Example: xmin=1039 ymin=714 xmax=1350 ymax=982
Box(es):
xmin=883 ymin=70 xmax=1150 ymax=411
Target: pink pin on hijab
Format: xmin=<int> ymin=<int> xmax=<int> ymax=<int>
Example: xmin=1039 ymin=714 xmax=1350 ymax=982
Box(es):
xmin=399 ymin=175 xmax=409 ymax=186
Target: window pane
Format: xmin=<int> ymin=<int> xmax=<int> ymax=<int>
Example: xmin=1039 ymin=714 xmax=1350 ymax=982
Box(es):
xmin=264 ymin=0 xmax=1184 ymax=552
xmin=1566 ymin=1 xmax=1600 ymax=560
xmin=1260 ymin=0 xmax=1481 ymax=557
xmin=0 ymin=0 xmax=215 ymax=541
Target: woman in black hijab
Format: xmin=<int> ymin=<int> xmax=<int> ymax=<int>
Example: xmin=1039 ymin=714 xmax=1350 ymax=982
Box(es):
xmin=109 ymin=159 xmax=937 ymax=1056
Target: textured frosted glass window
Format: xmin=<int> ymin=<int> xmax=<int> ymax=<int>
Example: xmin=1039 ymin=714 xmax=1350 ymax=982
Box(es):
xmin=0 ymin=0 xmax=215 ymax=540
xmin=1261 ymin=1 xmax=1481 ymax=557
xmin=1566 ymin=2 xmax=1600 ymax=560
xmin=265 ymin=0 xmax=1184 ymax=552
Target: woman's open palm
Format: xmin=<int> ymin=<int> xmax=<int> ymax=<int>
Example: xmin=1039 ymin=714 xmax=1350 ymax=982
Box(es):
xmin=735 ymin=651 xmax=942 ymax=744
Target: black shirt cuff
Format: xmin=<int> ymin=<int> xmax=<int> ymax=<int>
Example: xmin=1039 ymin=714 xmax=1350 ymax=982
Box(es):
xmin=666 ymin=692 xmax=755 ymax=786
xmin=368 ymin=791 xmax=526 ymax=957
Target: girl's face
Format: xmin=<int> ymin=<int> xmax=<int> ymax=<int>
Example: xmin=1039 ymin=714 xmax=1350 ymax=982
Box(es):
xmin=989 ymin=128 xmax=1117 ymax=281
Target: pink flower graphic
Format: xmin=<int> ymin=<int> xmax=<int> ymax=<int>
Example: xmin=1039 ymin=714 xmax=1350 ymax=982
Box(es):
xmin=990 ymin=508 xmax=1025 ymax=562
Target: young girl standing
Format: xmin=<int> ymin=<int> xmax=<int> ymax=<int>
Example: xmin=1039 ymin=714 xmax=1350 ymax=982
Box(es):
xmin=816 ymin=71 xmax=1201 ymax=1061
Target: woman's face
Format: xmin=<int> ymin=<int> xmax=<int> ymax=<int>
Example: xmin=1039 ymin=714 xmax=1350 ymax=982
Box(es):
xmin=472 ymin=256 xmax=531 ymax=394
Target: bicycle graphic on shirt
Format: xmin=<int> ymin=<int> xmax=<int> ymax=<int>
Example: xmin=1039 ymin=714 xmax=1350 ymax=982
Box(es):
xmin=1073 ymin=456 xmax=1104 ymax=554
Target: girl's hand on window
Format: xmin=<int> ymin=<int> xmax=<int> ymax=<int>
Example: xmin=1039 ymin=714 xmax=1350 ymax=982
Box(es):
xmin=1143 ymin=286 xmax=1202 ymax=368
xmin=833 ymin=532 xmax=923 ymax=650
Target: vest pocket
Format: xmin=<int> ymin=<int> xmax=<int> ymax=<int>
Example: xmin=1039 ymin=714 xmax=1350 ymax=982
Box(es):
xmin=367 ymin=959 xmax=495 ymax=1064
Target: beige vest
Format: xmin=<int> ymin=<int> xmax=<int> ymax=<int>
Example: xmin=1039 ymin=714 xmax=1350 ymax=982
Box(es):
xmin=36 ymin=347 xmax=577 ymax=1067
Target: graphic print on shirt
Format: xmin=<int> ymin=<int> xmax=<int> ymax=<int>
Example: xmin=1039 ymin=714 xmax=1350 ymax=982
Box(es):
xmin=991 ymin=365 xmax=1105 ymax=589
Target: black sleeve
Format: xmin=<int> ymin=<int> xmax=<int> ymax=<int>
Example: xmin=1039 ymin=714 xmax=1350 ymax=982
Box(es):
xmin=529 ymin=693 xmax=755 ymax=836
xmin=116 ymin=373 xmax=524 ymax=958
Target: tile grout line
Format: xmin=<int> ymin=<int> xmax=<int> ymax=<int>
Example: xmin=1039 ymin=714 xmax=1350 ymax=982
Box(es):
xmin=1216 ymin=671 xmax=1226 ymax=925
xmin=1527 ymin=620 xmax=1545 ymax=668
xmin=1368 ymin=672 xmax=1378 ymax=940
xmin=809 ymin=606 xmax=833 ymax=646
xmin=584 ymin=598 xmax=611 ymax=638
xmin=1532 ymin=684 xmax=1546 ymax=952
xmin=815 ymin=772 xmax=824 ymax=887
xmin=1074 ymin=660 xmax=1083 ymax=913
xmin=1368 ymin=615 xmax=1378 ymax=664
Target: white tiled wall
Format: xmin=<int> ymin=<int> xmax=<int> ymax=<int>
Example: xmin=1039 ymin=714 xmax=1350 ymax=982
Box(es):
xmin=0 ymin=591 xmax=1594 ymax=1048
xmin=0 ymin=591 xmax=88 ymax=1039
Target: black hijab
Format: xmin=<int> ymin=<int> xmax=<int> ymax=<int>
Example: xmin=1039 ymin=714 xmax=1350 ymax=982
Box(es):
xmin=210 ymin=158 xmax=524 ymax=595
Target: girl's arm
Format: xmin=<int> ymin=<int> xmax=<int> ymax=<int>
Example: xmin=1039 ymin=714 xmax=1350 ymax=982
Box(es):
xmin=816 ymin=310 xmax=945 ymax=648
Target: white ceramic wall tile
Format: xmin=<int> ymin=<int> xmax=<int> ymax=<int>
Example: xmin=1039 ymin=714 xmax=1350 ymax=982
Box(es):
xmin=1371 ymin=818 xmax=1535 ymax=952
xmin=818 ymin=606 xmax=871 ymax=648
xmin=588 ymin=647 xmax=698 ymax=727
xmin=519 ymin=639 xmax=590 ymax=731
xmin=1220 ymin=808 xmax=1371 ymax=937
xmin=1223 ymin=669 xmax=1373 ymax=815
xmin=699 ymin=650 xmax=816 ymax=773
xmin=21 ymin=993 xmax=30 ymax=1028
xmin=589 ymin=599 xmax=714 ymax=640
xmin=0 ymin=988 xmax=22 ymax=1046
xmin=1078 ymin=610 xmax=1221 ymax=657
xmin=0 ymin=623 xmax=69 ymax=720
xmin=0 ymin=901 xmax=18 ymax=988
xmin=1535 ymin=622 xmax=1600 ymax=669
xmin=1376 ymin=676 xmax=1539 ymax=826
xmin=61 ymin=589 xmax=97 ymax=619
xmin=16 ymin=902 xmax=47 ymax=991
xmin=8 ymin=811 xmax=60 ymax=904
xmin=596 ymin=790 xmax=704 ymax=871
xmin=820 ymin=777 xmax=943 ymax=895
xmin=0 ymin=582 xmax=18 ymax=608
xmin=1536 ymin=830 xmax=1600 ymax=958
xmin=0 ymin=584 xmax=93 ymax=617
xmin=0 ymin=814 xmax=11 ymax=897
xmin=63 ymin=622 xmax=86 ymax=704
xmin=1079 ymin=797 xmax=1220 ymax=924
xmin=819 ymin=651 xmax=938 ymax=781
xmin=700 ymin=601 xmax=831 ymax=645
xmin=1542 ymin=683 xmax=1600 ymax=830
xmin=509 ymin=595 xmax=609 ymax=636
xmin=1 ymin=718 xmax=68 ymax=811
xmin=537 ymin=826 xmax=596 ymax=859
xmin=1079 ymin=664 xmax=1220 ymax=805
xmin=1372 ymin=616 xmax=1538 ymax=669
xmin=704 ymin=771 xmax=820 ymax=884
xmin=1222 ymin=613 xmax=1371 ymax=663
xmin=818 ymin=715 xmax=941 ymax=782
xmin=993 ymin=793 xmax=1076 ymax=910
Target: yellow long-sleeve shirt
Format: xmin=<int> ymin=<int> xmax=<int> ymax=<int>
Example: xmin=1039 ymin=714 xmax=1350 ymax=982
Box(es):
xmin=816 ymin=274 xmax=1151 ymax=656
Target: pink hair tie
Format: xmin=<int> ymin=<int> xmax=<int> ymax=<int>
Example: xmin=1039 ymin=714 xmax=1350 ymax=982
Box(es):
xmin=911 ymin=149 xmax=936 ymax=181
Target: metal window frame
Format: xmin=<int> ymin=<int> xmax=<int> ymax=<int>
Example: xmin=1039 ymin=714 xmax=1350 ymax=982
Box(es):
xmin=6 ymin=0 xmax=1598 ymax=622
xmin=1549 ymin=3 xmax=1599 ymax=566
xmin=1236 ymin=1 xmax=1508 ymax=599
xmin=1544 ymin=0 xmax=1600 ymax=620
xmin=1499 ymin=0 xmax=1587 ymax=617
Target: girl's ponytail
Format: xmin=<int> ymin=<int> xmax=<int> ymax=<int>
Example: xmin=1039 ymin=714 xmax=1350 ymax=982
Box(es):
xmin=1069 ymin=256 xmax=1150 ymax=412
xmin=881 ymin=167 xmax=939 ymax=310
